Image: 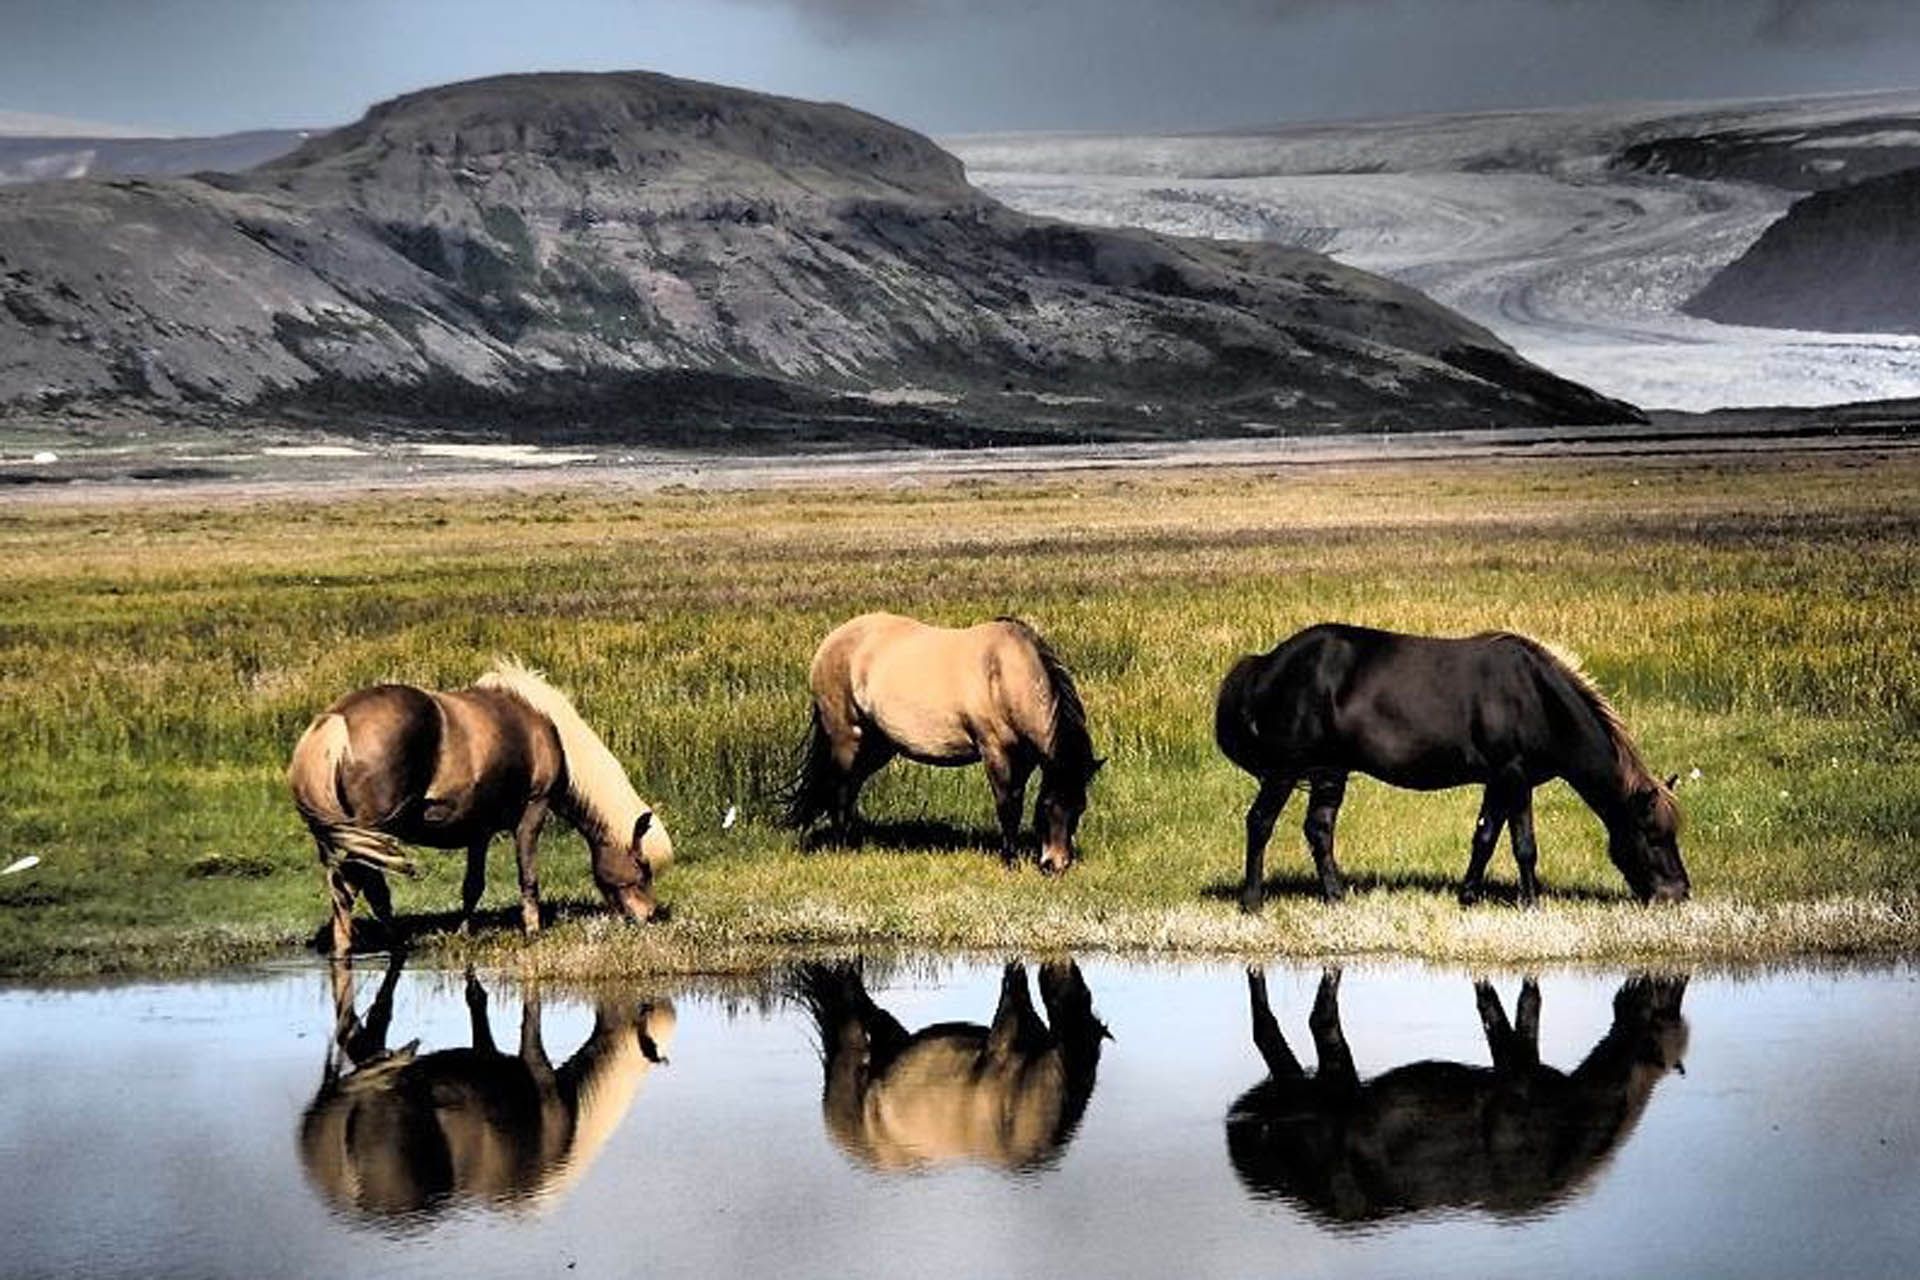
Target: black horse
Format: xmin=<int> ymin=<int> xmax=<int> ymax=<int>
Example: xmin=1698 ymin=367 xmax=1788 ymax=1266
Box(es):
xmin=1215 ymin=624 xmax=1688 ymax=909
xmin=1226 ymin=969 xmax=1690 ymax=1225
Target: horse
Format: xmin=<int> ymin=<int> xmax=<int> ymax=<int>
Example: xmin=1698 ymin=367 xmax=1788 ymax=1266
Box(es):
xmin=299 ymin=956 xmax=676 ymax=1221
xmin=782 ymin=613 xmax=1102 ymax=873
xmin=1214 ymin=623 xmax=1688 ymax=910
xmin=1225 ymin=968 xmax=1689 ymax=1225
xmin=793 ymin=960 xmax=1109 ymax=1173
xmin=287 ymin=658 xmax=674 ymax=956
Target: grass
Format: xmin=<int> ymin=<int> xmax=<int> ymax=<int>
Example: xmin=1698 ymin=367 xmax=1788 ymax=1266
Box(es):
xmin=1 ymin=449 xmax=1916 ymax=978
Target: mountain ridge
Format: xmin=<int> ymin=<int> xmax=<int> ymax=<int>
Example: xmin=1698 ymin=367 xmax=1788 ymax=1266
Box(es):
xmin=0 ymin=69 xmax=1640 ymax=440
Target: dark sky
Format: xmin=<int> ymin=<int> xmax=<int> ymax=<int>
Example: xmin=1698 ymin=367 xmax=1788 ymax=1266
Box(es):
xmin=5 ymin=0 xmax=1920 ymax=136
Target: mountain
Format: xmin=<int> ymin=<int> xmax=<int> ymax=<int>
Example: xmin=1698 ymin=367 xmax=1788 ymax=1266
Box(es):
xmin=0 ymin=71 xmax=1638 ymax=441
xmin=948 ymin=88 xmax=1920 ymax=412
xmin=1685 ymin=166 xmax=1920 ymax=336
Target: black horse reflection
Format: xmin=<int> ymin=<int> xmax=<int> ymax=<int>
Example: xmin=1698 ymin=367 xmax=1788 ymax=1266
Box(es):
xmin=1227 ymin=969 xmax=1688 ymax=1224
xmin=795 ymin=961 xmax=1108 ymax=1173
xmin=299 ymin=957 xmax=675 ymax=1221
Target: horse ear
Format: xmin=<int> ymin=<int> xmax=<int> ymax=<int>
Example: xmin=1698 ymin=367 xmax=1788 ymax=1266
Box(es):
xmin=633 ymin=811 xmax=653 ymax=845
xmin=1664 ymin=773 xmax=1680 ymax=791
xmin=1090 ymin=757 xmax=1106 ymax=777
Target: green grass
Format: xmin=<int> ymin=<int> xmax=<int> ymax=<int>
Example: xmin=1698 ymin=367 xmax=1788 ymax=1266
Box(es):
xmin=2 ymin=450 xmax=1917 ymax=978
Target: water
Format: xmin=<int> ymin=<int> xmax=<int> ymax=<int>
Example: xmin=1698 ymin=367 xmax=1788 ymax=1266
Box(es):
xmin=2 ymin=957 xmax=1917 ymax=1279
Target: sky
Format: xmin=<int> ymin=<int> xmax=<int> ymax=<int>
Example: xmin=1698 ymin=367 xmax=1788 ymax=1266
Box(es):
xmin=5 ymin=0 xmax=1920 ymax=137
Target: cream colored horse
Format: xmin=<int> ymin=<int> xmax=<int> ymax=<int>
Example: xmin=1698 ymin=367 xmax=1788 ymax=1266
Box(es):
xmin=783 ymin=613 xmax=1100 ymax=872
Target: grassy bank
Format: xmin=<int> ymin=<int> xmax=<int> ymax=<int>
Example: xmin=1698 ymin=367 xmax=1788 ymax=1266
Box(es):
xmin=2 ymin=449 xmax=1916 ymax=978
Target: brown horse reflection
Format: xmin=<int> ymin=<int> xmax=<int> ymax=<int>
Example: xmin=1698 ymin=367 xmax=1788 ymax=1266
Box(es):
xmin=795 ymin=961 xmax=1108 ymax=1173
xmin=299 ymin=958 xmax=675 ymax=1221
xmin=1226 ymin=969 xmax=1688 ymax=1224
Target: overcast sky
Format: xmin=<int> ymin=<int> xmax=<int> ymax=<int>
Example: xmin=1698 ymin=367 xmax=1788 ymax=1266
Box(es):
xmin=5 ymin=0 xmax=1920 ymax=137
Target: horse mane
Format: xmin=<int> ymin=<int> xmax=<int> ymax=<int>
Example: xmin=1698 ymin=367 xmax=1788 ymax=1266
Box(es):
xmin=996 ymin=617 xmax=1095 ymax=774
xmin=475 ymin=658 xmax=651 ymax=845
xmin=1494 ymin=633 xmax=1675 ymax=814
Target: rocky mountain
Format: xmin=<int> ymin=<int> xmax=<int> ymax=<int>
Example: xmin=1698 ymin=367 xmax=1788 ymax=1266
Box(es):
xmin=0 ymin=71 xmax=1639 ymax=441
xmin=1685 ymin=165 xmax=1920 ymax=336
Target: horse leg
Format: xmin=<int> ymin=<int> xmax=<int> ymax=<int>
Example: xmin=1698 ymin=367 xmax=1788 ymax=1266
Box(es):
xmin=1513 ymin=976 xmax=1542 ymax=1071
xmin=1309 ymin=967 xmax=1358 ymax=1088
xmin=1247 ymin=967 xmax=1303 ymax=1078
xmin=1509 ymin=790 xmax=1542 ymax=906
xmin=830 ymin=728 xmax=891 ymax=844
xmin=465 ymin=968 xmax=497 ymax=1054
xmin=346 ymin=863 xmax=397 ymax=948
xmin=520 ymin=988 xmax=557 ymax=1087
xmin=1474 ymin=979 xmax=1511 ymax=1067
xmin=1459 ymin=785 xmax=1514 ymax=905
xmin=987 ymin=962 xmax=1040 ymax=1059
xmin=1302 ymin=773 xmax=1349 ymax=902
xmin=514 ymin=801 xmax=549 ymax=936
xmin=458 ymin=838 xmax=489 ymax=935
xmin=1241 ymin=774 xmax=1295 ymax=913
xmin=985 ymin=744 xmax=1032 ymax=867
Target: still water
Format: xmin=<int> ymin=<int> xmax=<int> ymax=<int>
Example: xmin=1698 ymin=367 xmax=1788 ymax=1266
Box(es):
xmin=2 ymin=957 xmax=1917 ymax=1279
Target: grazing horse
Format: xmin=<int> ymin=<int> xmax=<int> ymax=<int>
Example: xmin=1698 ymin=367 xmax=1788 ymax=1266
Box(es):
xmin=783 ymin=613 xmax=1102 ymax=873
xmin=288 ymin=659 xmax=674 ymax=956
xmin=1226 ymin=968 xmax=1689 ymax=1225
xmin=794 ymin=961 xmax=1109 ymax=1173
xmin=1215 ymin=624 xmax=1687 ymax=909
xmin=300 ymin=957 xmax=675 ymax=1221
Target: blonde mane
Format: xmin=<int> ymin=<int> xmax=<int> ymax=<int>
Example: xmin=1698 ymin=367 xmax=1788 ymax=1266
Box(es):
xmin=1495 ymin=634 xmax=1674 ymax=809
xmin=476 ymin=659 xmax=668 ymax=862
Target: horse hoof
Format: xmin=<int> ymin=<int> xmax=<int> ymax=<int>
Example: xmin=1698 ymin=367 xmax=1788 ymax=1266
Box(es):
xmin=1321 ymin=882 xmax=1347 ymax=904
xmin=1458 ymin=888 xmax=1482 ymax=907
xmin=1239 ymin=892 xmax=1265 ymax=915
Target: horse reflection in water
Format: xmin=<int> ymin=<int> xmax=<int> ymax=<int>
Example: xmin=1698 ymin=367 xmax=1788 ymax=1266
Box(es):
xmin=300 ymin=958 xmax=675 ymax=1221
xmin=1227 ymin=969 xmax=1688 ymax=1224
xmin=796 ymin=961 xmax=1109 ymax=1172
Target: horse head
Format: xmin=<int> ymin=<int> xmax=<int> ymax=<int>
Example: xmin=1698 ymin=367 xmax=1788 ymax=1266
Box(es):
xmin=592 ymin=810 xmax=673 ymax=922
xmin=1609 ymin=777 xmax=1689 ymax=903
xmin=1036 ymin=756 xmax=1102 ymax=875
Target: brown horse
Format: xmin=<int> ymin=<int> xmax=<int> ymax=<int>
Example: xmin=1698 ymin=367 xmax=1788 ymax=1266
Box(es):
xmin=794 ymin=960 xmax=1108 ymax=1173
xmin=1226 ymin=968 xmax=1689 ymax=1225
xmin=782 ymin=613 xmax=1101 ymax=873
xmin=300 ymin=957 xmax=675 ymax=1221
xmin=287 ymin=659 xmax=673 ymax=956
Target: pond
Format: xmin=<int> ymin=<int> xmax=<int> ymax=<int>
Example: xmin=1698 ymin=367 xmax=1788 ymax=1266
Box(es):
xmin=2 ymin=957 xmax=1917 ymax=1278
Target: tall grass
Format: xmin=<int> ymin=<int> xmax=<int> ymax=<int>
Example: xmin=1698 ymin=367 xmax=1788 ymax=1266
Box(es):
xmin=1 ymin=451 xmax=1916 ymax=976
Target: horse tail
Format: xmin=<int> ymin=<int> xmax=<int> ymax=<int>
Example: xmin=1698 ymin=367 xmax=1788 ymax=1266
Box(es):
xmin=287 ymin=714 xmax=416 ymax=877
xmin=778 ymin=704 xmax=837 ymax=829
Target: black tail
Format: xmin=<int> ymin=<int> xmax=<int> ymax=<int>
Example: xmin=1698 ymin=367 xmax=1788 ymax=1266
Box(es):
xmin=792 ymin=961 xmax=909 ymax=1063
xmin=778 ymin=705 xmax=837 ymax=829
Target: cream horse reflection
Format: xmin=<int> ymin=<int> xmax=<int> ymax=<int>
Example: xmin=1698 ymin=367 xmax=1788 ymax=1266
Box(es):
xmin=796 ymin=961 xmax=1108 ymax=1173
xmin=299 ymin=958 xmax=675 ymax=1220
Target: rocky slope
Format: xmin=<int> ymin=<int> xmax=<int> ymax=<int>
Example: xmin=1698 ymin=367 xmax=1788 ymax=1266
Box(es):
xmin=1685 ymin=166 xmax=1920 ymax=336
xmin=0 ymin=71 xmax=1639 ymax=440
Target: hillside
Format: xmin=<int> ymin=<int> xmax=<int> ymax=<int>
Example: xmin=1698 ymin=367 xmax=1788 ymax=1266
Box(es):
xmin=1686 ymin=166 xmax=1920 ymax=336
xmin=0 ymin=71 xmax=1636 ymax=441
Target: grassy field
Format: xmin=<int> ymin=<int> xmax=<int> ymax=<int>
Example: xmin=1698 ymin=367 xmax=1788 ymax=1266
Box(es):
xmin=1 ymin=448 xmax=1916 ymax=978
